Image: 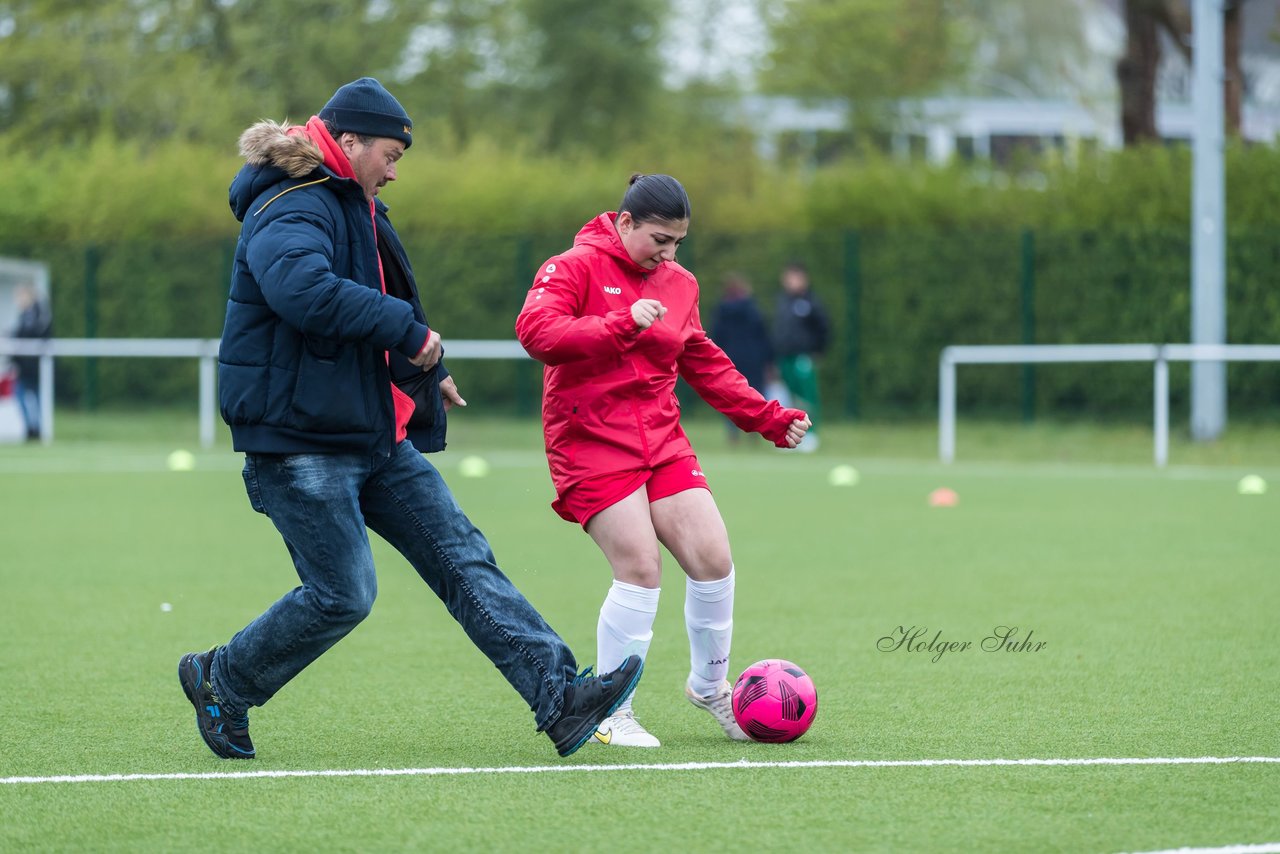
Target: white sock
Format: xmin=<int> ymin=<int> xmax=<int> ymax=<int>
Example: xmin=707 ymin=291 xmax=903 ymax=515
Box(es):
xmin=598 ymin=579 xmax=660 ymax=714
xmin=685 ymin=567 xmax=735 ymax=697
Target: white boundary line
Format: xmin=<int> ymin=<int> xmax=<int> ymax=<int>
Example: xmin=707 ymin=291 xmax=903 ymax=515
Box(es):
xmin=3 ymin=756 xmax=1277 ymax=786
xmin=1120 ymin=845 xmax=1280 ymax=854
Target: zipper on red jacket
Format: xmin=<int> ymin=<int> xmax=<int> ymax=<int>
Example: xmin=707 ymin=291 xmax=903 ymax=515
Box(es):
xmin=633 ymin=402 xmax=650 ymax=463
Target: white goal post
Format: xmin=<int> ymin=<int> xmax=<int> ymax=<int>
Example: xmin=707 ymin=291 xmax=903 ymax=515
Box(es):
xmin=0 ymin=338 xmax=530 ymax=448
xmin=939 ymin=343 xmax=1280 ymax=467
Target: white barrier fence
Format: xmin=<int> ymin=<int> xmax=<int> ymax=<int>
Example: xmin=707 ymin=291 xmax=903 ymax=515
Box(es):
xmin=10 ymin=338 xmax=1279 ymax=461
xmin=939 ymin=343 xmax=1280 ymax=467
xmin=0 ymin=338 xmax=530 ymax=448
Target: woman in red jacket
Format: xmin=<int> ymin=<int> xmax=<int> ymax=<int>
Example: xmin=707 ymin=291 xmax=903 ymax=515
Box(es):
xmin=516 ymin=174 xmax=812 ymax=748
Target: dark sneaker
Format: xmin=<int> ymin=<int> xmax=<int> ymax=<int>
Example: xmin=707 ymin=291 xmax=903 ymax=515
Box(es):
xmin=178 ymin=648 xmax=255 ymax=759
xmin=544 ymin=655 xmax=644 ymax=757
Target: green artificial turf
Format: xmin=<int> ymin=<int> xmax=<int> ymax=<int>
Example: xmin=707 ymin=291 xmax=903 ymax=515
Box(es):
xmin=1 ymin=414 xmax=1277 ymax=852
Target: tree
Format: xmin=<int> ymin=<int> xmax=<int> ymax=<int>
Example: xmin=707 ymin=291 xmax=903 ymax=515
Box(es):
xmin=1223 ymin=0 xmax=1244 ymax=136
xmin=514 ymin=0 xmax=668 ymax=154
xmin=0 ymin=1 xmax=431 ymax=147
xmin=1116 ymin=0 xmax=1248 ymax=147
xmin=959 ymin=0 xmax=1093 ymax=100
xmin=389 ymin=0 xmax=528 ymax=148
xmin=0 ymin=0 xmax=729 ymax=159
xmin=760 ymin=0 xmax=973 ymax=131
xmin=1118 ymin=0 xmax=1185 ymax=145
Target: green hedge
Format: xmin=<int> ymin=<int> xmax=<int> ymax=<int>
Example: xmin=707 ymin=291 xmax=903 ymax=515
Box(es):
xmin=4 ymin=137 xmax=1280 ymax=419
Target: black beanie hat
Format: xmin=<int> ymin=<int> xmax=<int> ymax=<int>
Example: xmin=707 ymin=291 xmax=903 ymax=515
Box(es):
xmin=319 ymin=77 xmax=413 ymax=149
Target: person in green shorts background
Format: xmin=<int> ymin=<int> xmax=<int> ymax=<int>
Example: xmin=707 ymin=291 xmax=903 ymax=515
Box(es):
xmin=772 ymin=261 xmax=829 ymax=452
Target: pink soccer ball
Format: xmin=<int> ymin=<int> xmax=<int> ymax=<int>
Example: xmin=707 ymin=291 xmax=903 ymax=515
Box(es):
xmin=731 ymin=659 xmax=818 ymax=743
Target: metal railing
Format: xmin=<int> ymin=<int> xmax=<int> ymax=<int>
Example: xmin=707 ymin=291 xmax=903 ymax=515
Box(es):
xmin=939 ymin=343 xmax=1280 ymax=466
xmin=0 ymin=338 xmax=530 ymax=448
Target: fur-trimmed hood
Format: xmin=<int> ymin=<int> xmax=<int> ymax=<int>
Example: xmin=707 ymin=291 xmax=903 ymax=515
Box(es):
xmin=229 ymin=119 xmax=341 ymax=223
xmin=238 ymin=120 xmax=323 ymax=178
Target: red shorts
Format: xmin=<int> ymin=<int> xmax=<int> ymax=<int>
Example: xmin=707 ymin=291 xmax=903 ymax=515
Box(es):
xmin=552 ymin=455 xmax=711 ymax=527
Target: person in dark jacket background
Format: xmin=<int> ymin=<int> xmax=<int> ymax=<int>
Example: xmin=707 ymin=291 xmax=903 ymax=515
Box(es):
xmin=772 ymin=261 xmax=829 ymax=451
xmin=179 ymin=78 xmax=640 ymax=762
xmin=710 ymin=273 xmax=773 ymax=444
xmin=8 ymin=285 xmax=51 ymax=441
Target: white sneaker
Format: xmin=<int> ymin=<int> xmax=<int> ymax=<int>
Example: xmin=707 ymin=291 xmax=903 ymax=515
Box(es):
xmin=591 ymin=709 xmax=661 ymax=747
xmin=685 ymin=680 xmax=750 ymax=741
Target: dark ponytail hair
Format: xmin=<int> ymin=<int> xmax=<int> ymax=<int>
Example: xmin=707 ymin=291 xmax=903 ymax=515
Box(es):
xmin=619 ymin=173 xmax=691 ymax=224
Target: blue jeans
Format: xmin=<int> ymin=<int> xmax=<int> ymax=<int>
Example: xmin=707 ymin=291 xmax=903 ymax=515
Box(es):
xmin=210 ymin=441 xmax=577 ymax=729
xmin=14 ymin=377 xmax=39 ymax=434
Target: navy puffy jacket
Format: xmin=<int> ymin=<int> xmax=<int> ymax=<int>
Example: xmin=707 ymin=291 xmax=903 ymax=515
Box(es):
xmin=219 ymin=120 xmax=445 ymax=455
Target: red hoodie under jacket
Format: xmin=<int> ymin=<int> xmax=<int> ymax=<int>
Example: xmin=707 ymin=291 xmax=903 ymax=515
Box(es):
xmin=516 ymin=212 xmax=806 ymax=498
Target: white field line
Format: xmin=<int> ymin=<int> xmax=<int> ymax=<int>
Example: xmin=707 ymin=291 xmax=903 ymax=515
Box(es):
xmin=1119 ymin=845 xmax=1280 ymax=854
xmin=3 ymin=755 xmax=1277 ymax=786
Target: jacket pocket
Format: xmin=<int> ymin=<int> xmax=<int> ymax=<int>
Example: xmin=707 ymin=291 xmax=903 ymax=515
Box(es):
xmin=302 ymin=335 xmax=339 ymax=363
xmin=241 ymin=456 xmax=268 ymax=515
xmin=289 ymin=345 xmax=371 ymax=432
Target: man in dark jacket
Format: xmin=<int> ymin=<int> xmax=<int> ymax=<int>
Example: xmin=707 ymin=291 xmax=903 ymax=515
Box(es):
xmin=180 ymin=78 xmax=640 ymax=761
xmin=772 ymin=261 xmax=828 ymax=451
xmin=9 ymin=285 xmax=51 ymax=441
xmin=710 ymin=274 xmax=773 ymax=443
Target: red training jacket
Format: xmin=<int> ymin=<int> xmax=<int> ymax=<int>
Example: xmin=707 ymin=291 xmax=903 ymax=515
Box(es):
xmin=515 ymin=212 xmax=807 ymax=497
